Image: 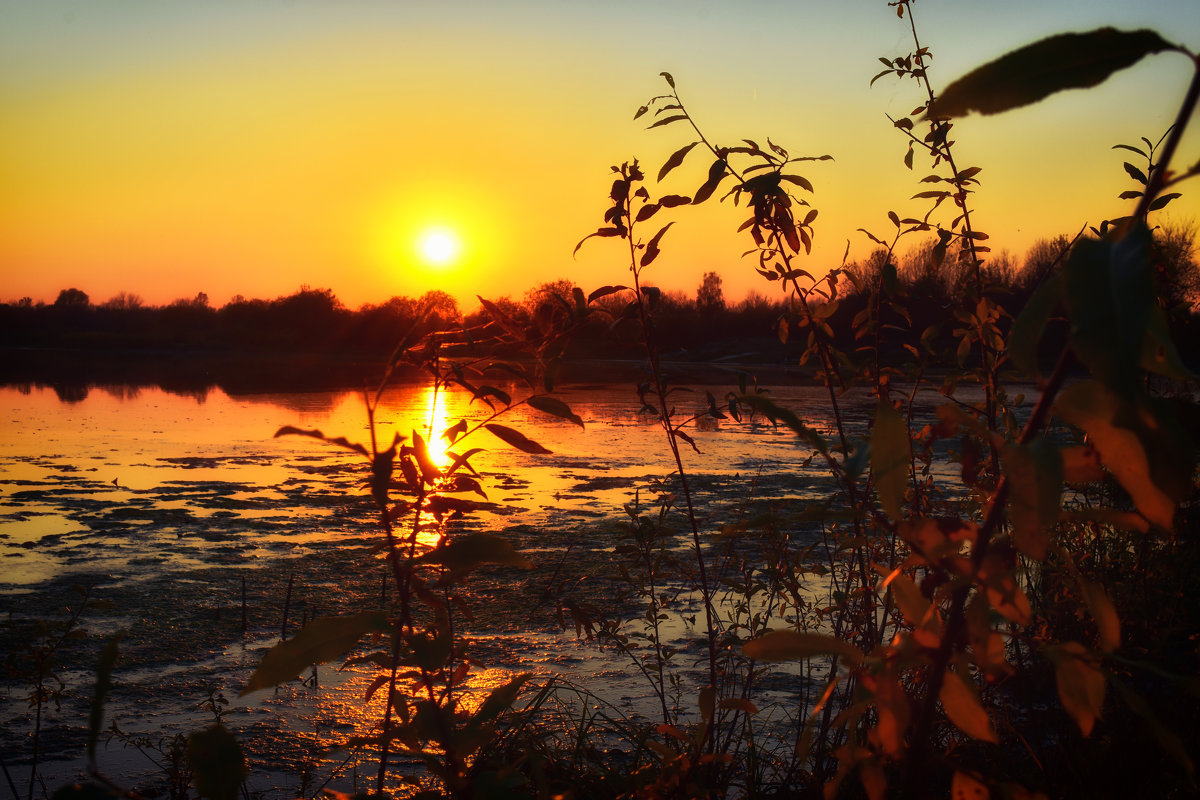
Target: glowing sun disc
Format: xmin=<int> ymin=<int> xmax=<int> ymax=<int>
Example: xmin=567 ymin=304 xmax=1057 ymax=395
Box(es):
xmin=417 ymin=228 xmax=462 ymax=267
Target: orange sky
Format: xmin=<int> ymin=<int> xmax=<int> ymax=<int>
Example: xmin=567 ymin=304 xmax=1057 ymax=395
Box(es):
xmin=2 ymin=1 xmax=1198 ymax=311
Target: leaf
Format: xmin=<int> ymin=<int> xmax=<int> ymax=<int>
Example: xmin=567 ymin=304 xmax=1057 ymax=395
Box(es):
xmin=527 ymin=395 xmax=584 ymax=428
xmin=647 ymin=114 xmax=688 ymax=130
xmin=635 ymin=202 xmax=661 ymax=223
xmin=743 ymin=630 xmax=862 ymax=666
xmin=241 ymin=612 xmax=388 ymax=694
xmin=658 ymin=141 xmax=700 ymax=182
xmin=661 ymin=71 xmax=675 ymax=88
xmin=411 ymin=432 xmax=442 ymax=484
xmin=415 ymin=532 xmax=532 ymax=573
xmin=573 ymin=227 xmax=623 ymax=256
xmin=871 ymin=401 xmax=909 ymax=520
xmin=1112 ymin=143 xmax=1147 ymax=158
xmin=485 ymin=423 xmax=552 ymax=455
xmin=87 ymin=633 xmax=124 ymax=766
xmin=188 ymin=725 xmax=247 ymax=800
xmin=1141 ymin=305 xmax=1198 ymax=380
xmin=887 ymin=573 xmax=934 ymax=630
xmin=940 ymin=670 xmax=999 ymax=743
xmin=1063 ymin=225 xmax=1154 ymax=396
xmin=692 ymin=158 xmax=728 ymax=204
xmin=927 ymin=28 xmax=1176 ymax=118
xmin=979 ymin=556 xmax=1032 ymax=625
xmin=275 ymin=426 xmax=368 ymax=457
xmin=951 ymin=771 xmax=990 ymax=800
xmin=471 ymin=672 xmax=531 ymax=726
xmin=736 ymin=393 xmax=828 ymax=454
xmin=1045 ymin=642 xmax=1106 ymax=736
xmin=1080 ymin=580 xmax=1121 ymax=653
xmin=1007 ymin=272 xmax=1063 ymax=376
xmin=718 ymin=697 xmax=759 ymax=715
xmin=780 ymin=174 xmax=814 ymax=192
xmin=1148 ymin=191 xmax=1182 ymax=211
xmin=640 ymin=221 xmax=676 ymax=268
xmin=1002 ymin=440 xmax=1063 ymax=561
xmin=477 ymin=295 xmax=524 ymax=339
xmin=1054 ymin=382 xmax=1180 ymax=531
xmin=588 ymin=285 xmax=627 ymax=304
xmin=1123 ymin=161 xmax=1149 ymax=184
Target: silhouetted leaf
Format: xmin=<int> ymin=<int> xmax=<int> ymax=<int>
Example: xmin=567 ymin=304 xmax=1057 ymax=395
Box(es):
xmin=443 ymin=419 xmax=468 ymax=444
xmin=1064 ymin=224 xmax=1154 ymax=396
xmin=635 ymin=203 xmax=661 ymax=222
xmin=1112 ymin=143 xmax=1147 ymax=158
xmin=952 ymin=772 xmax=990 ymax=800
xmin=188 ymin=725 xmax=246 ymax=800
xmin=477 ymin=295 xmax=525 ymax=339
xmin=1002 ymin=440 xmax=1062 ymax=561
xmin=1080 ymin=580 xmax=1121 ymax=653
xmin=927 ymin=28 xmax=1176 ymax=118
xmin=474 ymin=384 xmax=512 ymax=407
xmin=573 ymin=227 xmax=623 ymax=256
xmin=415 ymin=532 xmax=532 ymax=573
xmin=940 ymin=670 xmax=998 ymax=743
xmin=242 ymin=612 xmax=388 ymax=694
xmin=588 ymin=285 xmax=627 ymax=304
xmin=1008 ymin=271 xmax=1062 ymax=374
xmin=737 ymin=394 xmax=828 ymax=454
xmin=471 ymin=672 xmax=531 ymax=726
xmin=485 ymin=424 xmax=552 ymax=454
xmin=633 ymin=105 xmax=649 ymax=120
xmin=275 ymin=426 xmax=368 ymax=458
xmin=659 ymin=194 xmax=691 ymax=207
xmin=979 ymin=555 xmax=1032 ymax=625
xmin=87 ymin=633 xmax=124 ymax=766
xmin=871 ymin=401 xmax=909 ymax=520
xmin=1054 ymin=381 xmax=1181 ymax=531
xmin=1045 ymin=641 xmax=1106 ymax=736
xmin=743 ymin=630 xmax=862 ymax=665
xmin=1148 ymin=191 xmax=1182 ymax=211
xmin=1141 ymin=305 xmax=1198 ymax=380
xmin=1123 ymin=161 xmax=1148 ymax=184
xmin=640 ymin=221 xmax=676 ymax=267
xmin=693 ymin=159 xmax=728 ymax=204
xmin=527 ymin=395 xmax=584 ymax=428
xmin=661 ymin=71 xmax=675 ymax=88
xmin=659 ymin=141 xmax=700 ymax=182
xmin=648 ymin=114 xmax=687 ymax=130
xmin=780 ymin=174 xmax=814 ymax=192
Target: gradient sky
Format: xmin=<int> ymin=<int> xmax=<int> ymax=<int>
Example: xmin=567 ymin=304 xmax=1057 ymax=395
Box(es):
xmin=3 ymin=0 xmax=1198 ymax=310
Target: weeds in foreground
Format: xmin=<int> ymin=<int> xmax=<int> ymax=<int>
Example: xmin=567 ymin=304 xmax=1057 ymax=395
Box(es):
xmin=15 ymin=6 xmax=1200 ymax=800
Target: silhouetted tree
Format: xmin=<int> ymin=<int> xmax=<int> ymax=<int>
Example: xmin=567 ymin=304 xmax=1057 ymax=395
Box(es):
xmin=1017 ymin=235 xmax=1073 ymax=294
xmin=54 ymin=288 xmax=89 ymax=308
xmin=101 ymin=292 xmax=143 ymax=310
xmin=1152 ymin=217 xmax=1199 ymax=309
xmin=696 ymin=271 xmax=725 ymax=315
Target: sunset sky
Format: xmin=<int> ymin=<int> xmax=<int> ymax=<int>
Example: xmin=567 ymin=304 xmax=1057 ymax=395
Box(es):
xmin=3 ymin=0 xmax=1198 ymax=311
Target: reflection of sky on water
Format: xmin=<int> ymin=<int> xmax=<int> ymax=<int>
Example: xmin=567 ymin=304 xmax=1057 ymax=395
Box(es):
xmin=0 ymin=379 xmax=989 ymax=589
xmin=0 ymin=377 xmax=1006 ymax=793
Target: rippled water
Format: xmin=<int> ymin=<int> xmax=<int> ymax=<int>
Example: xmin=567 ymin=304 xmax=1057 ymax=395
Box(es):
xmin=0 ymin=373 xmax=987 ymax=796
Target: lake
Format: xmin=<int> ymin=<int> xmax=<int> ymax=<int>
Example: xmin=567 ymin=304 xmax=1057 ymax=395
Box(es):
xmin=0 ymin=368 xmax=981 ymax=796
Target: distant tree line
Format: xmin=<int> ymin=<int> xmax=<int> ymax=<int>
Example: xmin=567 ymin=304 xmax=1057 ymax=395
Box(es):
xmin=3 ymin=222 xmax=1196 ymax=369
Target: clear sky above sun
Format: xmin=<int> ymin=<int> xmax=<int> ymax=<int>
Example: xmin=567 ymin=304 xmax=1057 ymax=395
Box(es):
xmin=2 ymin=1 xmax=1198 ymax=311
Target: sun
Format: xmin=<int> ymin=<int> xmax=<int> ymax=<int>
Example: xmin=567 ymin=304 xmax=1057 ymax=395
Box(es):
xmin=416 ymin=227 xmax=462 ymax=268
